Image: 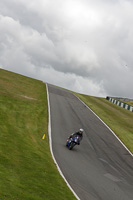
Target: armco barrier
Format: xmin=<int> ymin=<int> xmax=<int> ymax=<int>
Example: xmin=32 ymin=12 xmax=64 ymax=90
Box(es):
xmin=106 ymin=96 xmax=133 ymax=112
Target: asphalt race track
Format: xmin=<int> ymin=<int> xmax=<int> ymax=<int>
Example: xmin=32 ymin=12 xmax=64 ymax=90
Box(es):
xmin=47 ymin=84 xmax=133 ymax=200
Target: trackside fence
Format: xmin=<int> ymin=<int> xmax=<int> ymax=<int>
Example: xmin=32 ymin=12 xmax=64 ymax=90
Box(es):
xmin=106 ymin=96 xmax=133 ymax=112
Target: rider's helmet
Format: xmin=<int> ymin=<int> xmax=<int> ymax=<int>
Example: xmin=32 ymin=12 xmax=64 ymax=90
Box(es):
xmin=79 ymin=128 xmax=84 ymax=134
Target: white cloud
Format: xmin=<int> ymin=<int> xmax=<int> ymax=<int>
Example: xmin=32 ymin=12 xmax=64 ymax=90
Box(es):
xmin=0 ymin=0 xmax=133 ymax=98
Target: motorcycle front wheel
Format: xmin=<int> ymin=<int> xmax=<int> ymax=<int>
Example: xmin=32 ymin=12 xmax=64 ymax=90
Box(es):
xmin=69 ymin=142 xmax=75 ymax=150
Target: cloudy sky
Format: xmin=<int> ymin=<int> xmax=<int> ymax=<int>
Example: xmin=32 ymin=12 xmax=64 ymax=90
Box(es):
xmin=0 ymin=0 xmax=133 ymax=98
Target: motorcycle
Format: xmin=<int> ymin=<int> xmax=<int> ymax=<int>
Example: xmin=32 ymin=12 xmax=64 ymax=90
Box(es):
xmin=66 ymin=136 xmax=79 ymax=150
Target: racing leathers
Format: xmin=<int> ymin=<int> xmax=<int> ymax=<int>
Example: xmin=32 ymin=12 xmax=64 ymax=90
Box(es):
xmin=69 ymin=131 xmax=83 ymax=145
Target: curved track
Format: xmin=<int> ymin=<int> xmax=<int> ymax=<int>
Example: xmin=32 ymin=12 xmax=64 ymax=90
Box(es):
xmin=47 ymin=84 xmax=133 ymax=200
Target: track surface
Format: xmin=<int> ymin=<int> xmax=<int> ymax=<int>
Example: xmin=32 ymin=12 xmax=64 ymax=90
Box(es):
xmin=48 ymin=84 xmax=133 ymax=200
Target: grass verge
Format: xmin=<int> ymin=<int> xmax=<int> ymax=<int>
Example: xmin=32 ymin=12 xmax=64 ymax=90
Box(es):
xmin=75 ymin=93 xmax=133 ymax=154
xmin=0 ymin=69 xmax=76 ymax=200
xmin=125 ymin=101 xmax=133 ymax=107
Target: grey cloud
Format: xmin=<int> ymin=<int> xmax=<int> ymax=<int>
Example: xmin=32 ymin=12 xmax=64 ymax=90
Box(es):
xmin=0 ymin=0 xmax=133 ymax=98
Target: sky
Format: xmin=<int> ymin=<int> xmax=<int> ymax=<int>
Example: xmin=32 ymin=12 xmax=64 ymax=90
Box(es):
xmin=0 ymin=0 xmax=133 ymax=98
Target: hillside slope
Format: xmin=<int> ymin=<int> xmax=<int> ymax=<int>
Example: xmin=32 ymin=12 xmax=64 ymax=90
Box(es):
xmin=0 ymin=69 xmax=76 ymax=200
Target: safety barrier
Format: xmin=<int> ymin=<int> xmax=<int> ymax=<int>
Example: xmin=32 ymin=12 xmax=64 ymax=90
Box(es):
xmin=106 ymin=96 xmax=133 ymax=112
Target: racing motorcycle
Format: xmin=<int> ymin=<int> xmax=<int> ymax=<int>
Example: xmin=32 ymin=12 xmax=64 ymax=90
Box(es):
xmin=66 ymin=136 xmax=79 ymax=150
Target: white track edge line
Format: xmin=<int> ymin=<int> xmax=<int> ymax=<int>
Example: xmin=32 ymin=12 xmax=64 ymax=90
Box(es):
xmin=46 ymin=84 xmax=80 ymax=200
xmin=74 ymin=94 xmax=133 ymax=157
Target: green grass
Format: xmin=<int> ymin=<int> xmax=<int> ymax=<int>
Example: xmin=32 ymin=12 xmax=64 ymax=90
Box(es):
xmin=1 ymin=68 xmax=133 ymax=200
xmin=75 ymin=93 xmax=133 ymax=153
xmin=125 ymin=102 xmax=133 ymax=106
xmin=0 ymin=69 xmax=76 ymax=200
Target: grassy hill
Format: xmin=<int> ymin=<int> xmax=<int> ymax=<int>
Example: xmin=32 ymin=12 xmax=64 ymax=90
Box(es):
xmin=0 ymin=69 xmax=76 ymax=200
xmin=0 ymin=68 xmax=133 ymax=200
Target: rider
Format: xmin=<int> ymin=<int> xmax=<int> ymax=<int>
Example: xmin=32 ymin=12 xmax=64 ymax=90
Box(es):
xmin=69 ymin=128 xmax=84 ymax=145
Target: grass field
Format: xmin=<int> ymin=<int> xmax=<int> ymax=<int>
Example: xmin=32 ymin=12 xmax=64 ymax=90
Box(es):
xmin=0 ymin=69 xmax=76 ymax=200
xmin=75 ymin=93 xmax=133 ymax=154
xmin=1 ymin=68 xmax=133 ymax=200
xmin=126 ymin=102 xmax=133 ymax=106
